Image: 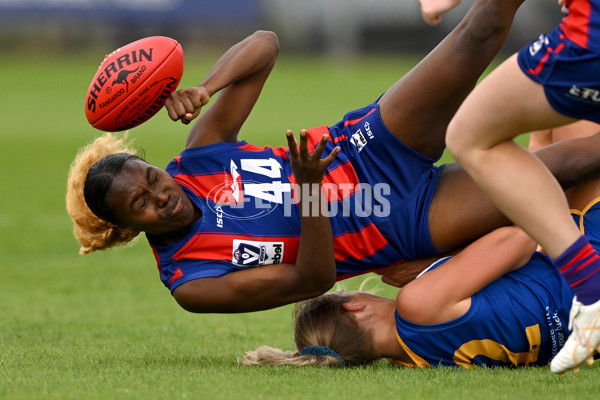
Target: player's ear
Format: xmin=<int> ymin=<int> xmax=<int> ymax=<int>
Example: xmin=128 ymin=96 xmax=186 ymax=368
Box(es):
xmin=342 ymin=302 xmax=367 ymax=313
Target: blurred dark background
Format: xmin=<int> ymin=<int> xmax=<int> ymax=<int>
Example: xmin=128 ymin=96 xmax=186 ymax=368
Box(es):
xmin=0 ymin=0 xmax=563 ymax=56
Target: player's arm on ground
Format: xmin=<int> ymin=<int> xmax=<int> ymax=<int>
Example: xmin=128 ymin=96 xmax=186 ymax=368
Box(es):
xmin=396 ymin=225 xmax=536 ymax=324
xmin=173 ymin=131 xmax=341 ymax=313
xmin=164 ymin=30 xmax=279 ymax=148
xmin=173 ymin=259 xmax=332 ymax=313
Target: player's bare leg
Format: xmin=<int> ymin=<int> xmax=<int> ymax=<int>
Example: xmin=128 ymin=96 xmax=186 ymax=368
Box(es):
xmin=378 ymin=0 xmax=524 ymax=160
xmin=446 ymin=54 xmax=600 ymax=374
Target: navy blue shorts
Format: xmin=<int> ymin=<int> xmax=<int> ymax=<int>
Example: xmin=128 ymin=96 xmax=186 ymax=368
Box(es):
xmin=518 ymin=26 xmax=600 ymax=123
xmin=326 ymin=101 xmax=443 ymax=260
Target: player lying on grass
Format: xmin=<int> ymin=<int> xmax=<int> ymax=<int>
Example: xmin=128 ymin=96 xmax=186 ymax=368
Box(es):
xmin=242 ymin=122 xmax=600 ymax=369
xmin=242 ymin=170 xmax=600 ymax=368
xmin=243 ymin=223 xmax=573 ymax=368
xmin=418 ymin=0 xmax=600 ymax=374
xmin=68 ymin=0 xmax=600 ymax=314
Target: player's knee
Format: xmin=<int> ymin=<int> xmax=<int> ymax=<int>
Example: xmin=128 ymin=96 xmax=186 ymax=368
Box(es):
xmin=445 ymin=118 xmax=470 ymax=161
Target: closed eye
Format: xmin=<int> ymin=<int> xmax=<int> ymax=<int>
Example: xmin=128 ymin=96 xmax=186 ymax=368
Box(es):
xmin=131 ymin=195 xmax=146 ymax=212
xmin=148 ymin=169 xmax=159 ymax=185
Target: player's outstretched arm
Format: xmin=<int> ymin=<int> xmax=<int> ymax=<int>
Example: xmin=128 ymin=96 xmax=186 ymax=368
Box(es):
xmin=164 ymin=30 xmax=279 ymax=148
xmin=172 ymin=131 xmax=341 ymax=313
xmin=396 ymin=226 xmax=536 ymax=324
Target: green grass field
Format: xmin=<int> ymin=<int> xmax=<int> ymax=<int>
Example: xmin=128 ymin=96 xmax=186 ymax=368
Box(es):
xmin=0 ymin=50 xmax=597 ymax=400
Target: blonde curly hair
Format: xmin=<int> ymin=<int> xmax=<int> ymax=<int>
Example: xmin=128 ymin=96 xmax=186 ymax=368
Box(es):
xmin=66 ymin=133 xmax=143 ymax=255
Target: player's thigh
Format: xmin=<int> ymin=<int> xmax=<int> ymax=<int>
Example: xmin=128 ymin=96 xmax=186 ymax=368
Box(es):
xmin=428 ymin=162 xmax=511 ymax=253
xmin=447 ymin=54 xmax=574 ymax=151
xmin=378 ymin=0 xmax=522 ymax=159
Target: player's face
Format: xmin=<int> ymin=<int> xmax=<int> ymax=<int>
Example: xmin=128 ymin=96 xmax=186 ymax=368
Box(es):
xmin=106 ymin=158 xmax=198 ymax=237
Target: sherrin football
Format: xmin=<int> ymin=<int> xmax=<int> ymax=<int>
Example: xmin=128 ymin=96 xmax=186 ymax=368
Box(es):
xmin=85 ymin=36 xmax=184 ymax=132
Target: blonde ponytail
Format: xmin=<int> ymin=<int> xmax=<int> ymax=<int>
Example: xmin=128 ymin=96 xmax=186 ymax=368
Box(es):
xmin=241 ymin=292 xmax=377 ymax=367
xmin=241 ymin=346 xmax=344 ymax=367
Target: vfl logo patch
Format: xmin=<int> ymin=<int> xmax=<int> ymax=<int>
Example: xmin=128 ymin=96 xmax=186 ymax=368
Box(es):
xmin=232 ymin=240 xmax=284 ymax=266
xmin=350 ymin=130 xmax=368 ymax=152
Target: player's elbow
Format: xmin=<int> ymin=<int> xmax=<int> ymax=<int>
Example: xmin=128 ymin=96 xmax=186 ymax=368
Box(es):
xmin=319 ymin=272 xmax=337 ymax=293
xmin=301 ymin=265 xmax=337 ymax=297
xmin=307 ymin=276 xmax=336 ymax=298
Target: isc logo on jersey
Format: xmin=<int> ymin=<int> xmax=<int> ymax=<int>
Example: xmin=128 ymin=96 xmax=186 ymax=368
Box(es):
xmin=232 ymin=239 xmax=284 ymax=266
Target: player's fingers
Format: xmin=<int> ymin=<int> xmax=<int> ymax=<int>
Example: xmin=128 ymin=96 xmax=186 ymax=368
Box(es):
xmin=180 ymin=94 xmax=198 ymax=115
xmin=422 ymin=14 xmax=442 ymax=26
xmin=311 ymin=134 xmax=329 ymax=160
xmin=321 ymin=146 xmax=340 ymax=167
xmin=181 ymin=109 xmax=201 ymax=125
xmin=286 ymin=130 xmax=299 ymax=159
xmin=168 ymin=93 xmax=191 ymax=121
xmin=165 ymin=101 xmax=177 ymax=121
xmin=165 ymin=94 xmax=182 ymax=121
xmin=299 ymin=129 xmax=309 ymax=159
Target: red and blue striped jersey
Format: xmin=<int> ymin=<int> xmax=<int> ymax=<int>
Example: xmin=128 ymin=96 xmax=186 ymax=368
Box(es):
xmin=561 ymin=0 xmax=600 ymax=51
xmin=150 ymin=124 xmax=404 ymax=292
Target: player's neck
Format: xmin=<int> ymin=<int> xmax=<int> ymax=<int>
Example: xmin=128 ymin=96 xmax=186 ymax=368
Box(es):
xmin=369 ymin=301 xmax=406 ymax=360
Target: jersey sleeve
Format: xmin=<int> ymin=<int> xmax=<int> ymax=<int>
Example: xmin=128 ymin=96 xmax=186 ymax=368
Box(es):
xmin=159 ymin=258 xmax=237 ymax=293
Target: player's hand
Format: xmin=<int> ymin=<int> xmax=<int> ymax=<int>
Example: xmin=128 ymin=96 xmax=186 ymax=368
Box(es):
xmin=375 ymin=258 xmax=438 ymax=287
xmin=286 ymin=129 xmax=340 ymax=186
xmin=165 ymin=86 xmax=210 ymax=124
xmin=558 ymin=0 xmax=568 ymax=14
xmin=420 ymin=0 xmax=462 ymax=26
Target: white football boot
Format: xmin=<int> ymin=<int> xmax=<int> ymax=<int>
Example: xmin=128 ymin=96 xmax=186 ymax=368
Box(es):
xmin=550 ymin=296 xmax=600 ymax=374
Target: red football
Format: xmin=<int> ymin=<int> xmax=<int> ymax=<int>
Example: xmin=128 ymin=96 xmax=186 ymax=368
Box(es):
xmin=85 ymin=36 xmax=184 ymax=132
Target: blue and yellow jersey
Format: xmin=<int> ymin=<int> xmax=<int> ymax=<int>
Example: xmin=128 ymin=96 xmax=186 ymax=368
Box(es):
xmin=392 ymin=255 xmax=574 ymax=368
xmin=149 ymin=101 xmax=450 ymax=292
xmin=392 ymin=197 xmax=600 ymax=368
xmin=570 ymin=196 xmax=600 ymax=251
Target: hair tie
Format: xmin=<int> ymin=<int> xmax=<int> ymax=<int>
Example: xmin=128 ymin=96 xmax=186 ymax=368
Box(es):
xmin=301 ymin=346 xmax=345 ymax=364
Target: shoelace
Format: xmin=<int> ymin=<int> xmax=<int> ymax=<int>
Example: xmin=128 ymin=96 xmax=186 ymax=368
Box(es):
xmin=568 ymin=301 xmax=600 ymax=362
